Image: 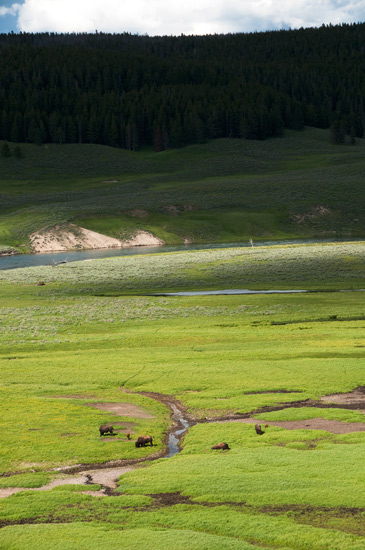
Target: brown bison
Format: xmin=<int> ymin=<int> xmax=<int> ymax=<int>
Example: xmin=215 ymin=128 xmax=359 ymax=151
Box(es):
xmin=99 ymin=424 xmax=114 ymax=437
xmin=211 ymin=442 xmax=230 ymax=450
xmin=135 ymin=435 xmax=153 ymax=447
xmin=255 ymin=423 xmax=264 ymax=435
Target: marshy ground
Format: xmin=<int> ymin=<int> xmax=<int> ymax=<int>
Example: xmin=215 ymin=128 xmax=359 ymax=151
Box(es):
xmin=1 ymin=387 xmax=364 ymax=500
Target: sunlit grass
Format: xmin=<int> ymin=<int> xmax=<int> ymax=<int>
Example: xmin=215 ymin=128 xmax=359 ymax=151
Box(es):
xmin=0 ymin=241 xmax=364 ymax=294
xmin=0 ymin=243 xmax=364 ymax=549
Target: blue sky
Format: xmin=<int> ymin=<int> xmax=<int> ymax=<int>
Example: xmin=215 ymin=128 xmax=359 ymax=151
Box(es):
xmin=0 ymin=0 xmax=364 ymax=36
xmin=0 ymin=1 xmax=19 ymax=33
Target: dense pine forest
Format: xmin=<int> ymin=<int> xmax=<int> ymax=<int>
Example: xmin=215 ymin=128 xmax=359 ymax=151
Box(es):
xmin=0 ymin=23 xmax=364 ymax=150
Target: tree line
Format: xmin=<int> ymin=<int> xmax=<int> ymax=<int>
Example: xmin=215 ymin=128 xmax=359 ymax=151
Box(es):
xmin=0 ymin=23 xmax=364 ymax=150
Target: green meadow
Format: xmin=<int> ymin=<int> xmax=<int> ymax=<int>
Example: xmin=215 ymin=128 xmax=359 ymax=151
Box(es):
xmin=0 ymin=241 xmax=364 ymax=549
xmin=0 ymin=127 xmax=364 ymax=251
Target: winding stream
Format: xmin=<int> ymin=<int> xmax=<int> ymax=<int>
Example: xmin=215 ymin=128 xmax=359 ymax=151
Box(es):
xmin=0 ymin=393 xmax=194 ymax=498
xmin=167 ymin=403 xmax=193 ymax=457
xmin=1 ymin=389 xmax=364 ymax=499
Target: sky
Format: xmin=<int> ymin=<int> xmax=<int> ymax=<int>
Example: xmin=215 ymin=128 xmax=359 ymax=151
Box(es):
xmin=0 ymin=0 xmax=364 ymax=36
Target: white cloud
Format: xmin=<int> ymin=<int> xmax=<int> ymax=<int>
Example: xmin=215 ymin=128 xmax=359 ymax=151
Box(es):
xmin=0 ymin=3 xmax=21 ymax=17
xmin=13 ymin=0 xmax=365 ymax=35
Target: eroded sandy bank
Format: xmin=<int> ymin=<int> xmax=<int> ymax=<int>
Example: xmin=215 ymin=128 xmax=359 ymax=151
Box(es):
xmin=29 ymin=224 xmax=165 ymax=253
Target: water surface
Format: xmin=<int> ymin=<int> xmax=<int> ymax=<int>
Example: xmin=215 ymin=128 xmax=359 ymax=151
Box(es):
xmin=153 ymin=289 xmax=309 ymax=296
xmin=0 ymin=238 xmax=356 ymax=271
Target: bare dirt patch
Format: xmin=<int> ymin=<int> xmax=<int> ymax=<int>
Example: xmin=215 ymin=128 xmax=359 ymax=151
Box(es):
xmin=0 ymin=466 xmax=134 ymax=499
xmin=87 ymin=402 xmax=155 ymax=418
xmin=320 ymin=387 xmax=365 ymax=407
xmin=200 ymin=387 xmax=365 ymax=433
xmin=219 ymin=417 xmax=365 ymax=434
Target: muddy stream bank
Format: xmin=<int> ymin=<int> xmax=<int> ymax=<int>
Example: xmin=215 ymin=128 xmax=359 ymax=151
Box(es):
xmin=1 ymin=388 xmax=364 ymax=499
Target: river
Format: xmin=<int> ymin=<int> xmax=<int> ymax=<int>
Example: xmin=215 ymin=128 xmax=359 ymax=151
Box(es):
xmin=0 ymin=238 xmax=356 ymax=271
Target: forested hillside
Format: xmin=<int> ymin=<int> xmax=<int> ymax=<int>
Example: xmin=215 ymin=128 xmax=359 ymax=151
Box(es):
xmin=0 ymin=23 xmax=364 ymax=150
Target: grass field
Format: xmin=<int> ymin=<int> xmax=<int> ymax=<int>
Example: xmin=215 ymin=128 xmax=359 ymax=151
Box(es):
xmin=0 ymin=242 xmax=364 ymax=549
xmin=0 ymin=127 xmax=364 ymax=250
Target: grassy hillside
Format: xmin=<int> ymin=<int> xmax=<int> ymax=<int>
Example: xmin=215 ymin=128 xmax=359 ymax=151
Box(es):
xmin=0 ymin=127 xmax=364 ymax=251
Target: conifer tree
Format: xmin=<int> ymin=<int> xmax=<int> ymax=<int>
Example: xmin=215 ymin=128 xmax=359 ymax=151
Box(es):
xmin=1 ymin=142 xmax=11 ymax=157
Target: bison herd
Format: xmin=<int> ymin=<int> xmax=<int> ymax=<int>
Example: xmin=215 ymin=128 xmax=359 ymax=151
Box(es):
xmin=99 ymin=424 xmax=153 ymax=447
xmin=99 ymin=422 xmax=268 ymax=452
xmin=211 ymin=424 xmax=269 ymax=451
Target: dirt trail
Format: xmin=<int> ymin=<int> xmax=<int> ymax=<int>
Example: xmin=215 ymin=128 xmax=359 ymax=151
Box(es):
xmin=0 ymin=467 xmax=134 ymax=499
xmin=213 ymin=417 xmax=365 ymax=433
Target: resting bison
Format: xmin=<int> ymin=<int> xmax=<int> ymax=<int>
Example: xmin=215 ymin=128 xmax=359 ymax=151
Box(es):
xmin=255 ymin=423 xmax=264 ymax=435
xmin=135 ymin=435 xmax=153 ymax=447
xmin=99 ymin=424 xmax=114 ymax=437
xmin=211 ymin=442 xmax=230 ymax=450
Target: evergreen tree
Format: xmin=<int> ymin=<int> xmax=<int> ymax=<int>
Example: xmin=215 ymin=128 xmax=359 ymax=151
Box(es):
xmin=125 ymin=121 xmax=139 ymax=150
xmin=350 ymin=127 xmax=356 ymax=145
xmin=170 ymin=117 xmax=184 ymax=148
xmin=104 ymin=114 xmax=119 ymax=147
xmin=0 ymin=111 xmax=10 ymax=140
xmin=1 ymin=142 xmax=11 ymax=157
xmin=0 ymin=24 xmax=364 ymax=150
xmin=10 ymin=112 xmax=23 ymax=142
xmin=87 ymin=110 xmax=100 ymax=144
xmin=153 ymin=125 xmax=164 ymax=152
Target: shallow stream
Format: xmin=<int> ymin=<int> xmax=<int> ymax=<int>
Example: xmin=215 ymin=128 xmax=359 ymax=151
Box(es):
xmin=166 ymin=403 xmax=192 ymax=457
xmin=1 ymin=389 xmax=364 ymax=499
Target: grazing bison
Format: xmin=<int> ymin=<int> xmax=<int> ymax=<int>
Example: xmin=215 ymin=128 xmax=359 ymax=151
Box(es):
xmin=126 ymin=432 xmax=131 ymax=440
xmin=211 ymin=442 xmax=230 ymax=450
xmin=135 ymin=435 xmax=153 ymax=447
xmin=255 ymin=423 xmax=264 ymax=435
xmin=99 ymin=424 xmax=114 ymax=437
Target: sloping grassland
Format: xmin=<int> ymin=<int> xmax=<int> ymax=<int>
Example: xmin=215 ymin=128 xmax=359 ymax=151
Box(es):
xmin=0 ymin=128 xmax=364 ymax=251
